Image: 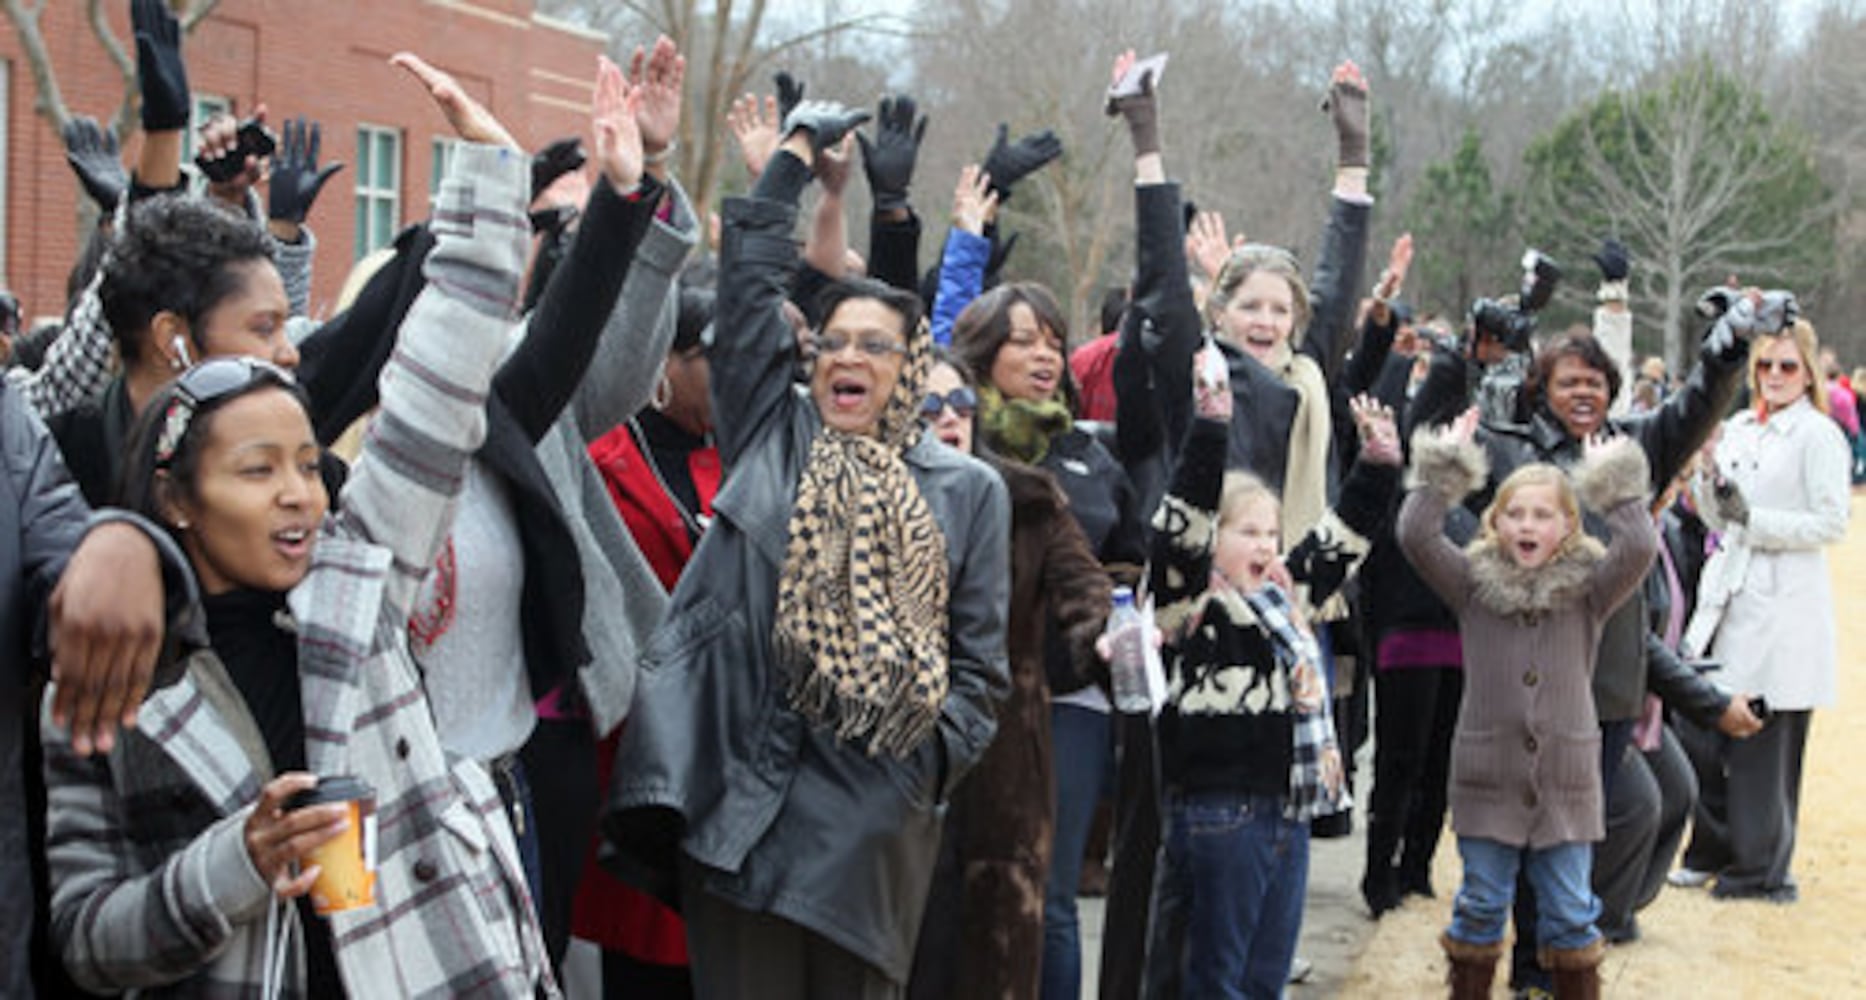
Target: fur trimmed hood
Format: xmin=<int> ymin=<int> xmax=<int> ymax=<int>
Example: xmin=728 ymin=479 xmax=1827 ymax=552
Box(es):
xmin=1571 ymin=435 xmax=1651 ymax=513
xmin=1465 ymin=533 xmax=1605 ymax=618
xmin=1407 ymin=431 xmax=1489 ymax=503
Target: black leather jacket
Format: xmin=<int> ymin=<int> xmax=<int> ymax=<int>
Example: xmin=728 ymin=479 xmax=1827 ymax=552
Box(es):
xmin=605 ymin=154 xmax=1011 ymax=984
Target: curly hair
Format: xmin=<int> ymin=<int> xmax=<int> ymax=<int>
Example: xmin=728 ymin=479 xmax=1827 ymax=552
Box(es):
xmin=1522 ymin=330 xmax=1624 ymax=419
xmin=98 ymin=196 xmax=275 ymax=364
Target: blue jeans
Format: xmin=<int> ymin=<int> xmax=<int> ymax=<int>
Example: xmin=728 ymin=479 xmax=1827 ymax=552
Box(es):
xmin=1142 ymin=792 xmax=1308 ymax=1000
xmin=1040 ymin=704 xmax=1114 ymax=1000
xmin=1452 ymin=837 xmax=1601 ymax=952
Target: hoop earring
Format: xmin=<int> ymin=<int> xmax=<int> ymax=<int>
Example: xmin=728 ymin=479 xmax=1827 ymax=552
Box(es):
xmin=651 ymin=371 xmax=673 ymax=411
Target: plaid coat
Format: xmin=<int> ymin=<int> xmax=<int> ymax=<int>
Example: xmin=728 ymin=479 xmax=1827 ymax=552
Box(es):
xmin=41 ymin=142 xmax=556 ymax=998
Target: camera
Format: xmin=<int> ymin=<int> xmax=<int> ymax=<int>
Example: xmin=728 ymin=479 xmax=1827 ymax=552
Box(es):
xmin=1468 ymin=249 xmax=1563 ymax=353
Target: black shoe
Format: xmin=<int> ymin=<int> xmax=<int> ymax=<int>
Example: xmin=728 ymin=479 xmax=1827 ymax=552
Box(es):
xmin=1361 ymin=865 xmax=1400 ymax=917
xmin=1600 ymin=917 xmax=1640 ymax=944
xmin=1311 ymin=810 xmax=1352 ymax=839
xmin=1397 ymin=867 xmax=1435 ymax=899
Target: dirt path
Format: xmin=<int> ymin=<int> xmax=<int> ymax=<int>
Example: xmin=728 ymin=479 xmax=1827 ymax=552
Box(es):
xmin=1327 ymin=493 xmax=1866 ymax=998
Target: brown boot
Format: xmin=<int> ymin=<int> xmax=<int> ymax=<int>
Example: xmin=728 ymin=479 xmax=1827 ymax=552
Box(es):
xmin=1539 ymin=938 xmax=1604 ymax=1000
xmin=1441 ymin=933 xmax=1503 ymax=999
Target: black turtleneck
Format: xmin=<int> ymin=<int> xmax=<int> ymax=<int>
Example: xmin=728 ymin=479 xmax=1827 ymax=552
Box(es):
xmin=636 ymin=407 xmax=708 ymax=542
xmin=202 ymin=588 xmax=339 ymax=994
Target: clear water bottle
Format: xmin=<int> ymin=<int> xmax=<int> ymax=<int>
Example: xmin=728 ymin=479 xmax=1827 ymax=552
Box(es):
xmin=1106 ymin=586 xmax=1151 ymax=714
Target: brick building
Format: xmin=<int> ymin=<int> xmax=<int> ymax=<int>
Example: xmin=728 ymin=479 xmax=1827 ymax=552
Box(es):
xmin=0 ymin=0 xmax=608 ymax=321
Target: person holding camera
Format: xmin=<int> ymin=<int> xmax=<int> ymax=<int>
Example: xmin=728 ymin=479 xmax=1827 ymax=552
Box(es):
xmin=1672 ymin=318 xmax=1851 ymax=903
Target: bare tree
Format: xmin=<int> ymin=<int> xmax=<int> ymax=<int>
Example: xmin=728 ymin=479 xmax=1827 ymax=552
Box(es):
xmin=0 ymin=0 xmax=222 ymax=139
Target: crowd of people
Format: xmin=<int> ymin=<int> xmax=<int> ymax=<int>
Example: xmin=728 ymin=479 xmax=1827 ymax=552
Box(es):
xmin=1 ymin=5 xmax=1855 ymax=998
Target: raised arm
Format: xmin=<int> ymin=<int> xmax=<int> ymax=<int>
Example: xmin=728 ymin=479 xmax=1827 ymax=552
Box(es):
xmin=333 ymin=139 xmax=532 ymax=615
xmin=859 ymin=93 xmax=927 ymax=292
xmin=1396 ymin=411 xmax=1484 ymax=607
xmin=1286 ymin=397 xmax=1400 ymax=603
xmin=1573 ymin=436 xmax=1659 ymax=618
xmin=1302 ymin=61 xmax=1374 ymax=381
xmin=928 ymin=164 xmax=995 ymax=346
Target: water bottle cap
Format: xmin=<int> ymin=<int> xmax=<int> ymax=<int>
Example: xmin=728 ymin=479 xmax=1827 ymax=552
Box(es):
xmin=1112 ymin=586 xmax=1135 ymax=608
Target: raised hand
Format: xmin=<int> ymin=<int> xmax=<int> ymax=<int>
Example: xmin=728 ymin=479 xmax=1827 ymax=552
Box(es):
xmin=815 ymin=134 xmax=855 ymax=196
xmin=1350 ymin=394 xmax=1400 ymax=466
xmin=133 ymin=0 xmax=189 ymax=131
xmin=1322 ymin=60 xmax=1370 ymax=169
xmin=858 ymin=94 xmax=927 ymax=214
xmin=390 ymin=52 xmax=520 ymax=151
xmin=1593 ymin=237 xmax=1631 ymax=282
xmin=592 ymin=55 xmax=645 ymax=192
xmin=630 ymin=35 xmax=685 ymax=165
xmin=62 ymin=116 xmax=127 ymax=213
xmin=1185 ymin=209 xmax=1242 ymax=282
xmin=1437 ymin=405 xmax=1481 ymax=447
xmin=1369 ymin=232 xmax=1414 ymax=325
xmin=950 ymin=164 xmax=997 ymax=236
xmin=1106 ymin=48 xmax=1161 ymax=156
xmin=781 ymin=99 xmax=871 ymax=153
xmin=726 ymin=92 xmax=780 ymax=179
xmin=774 ymin=70 xmax=806 ymax=123
xmin=982 ymin=123 xmax=1063 ymax=203
xmin=268 ymin=117 xmax=344 ymax=224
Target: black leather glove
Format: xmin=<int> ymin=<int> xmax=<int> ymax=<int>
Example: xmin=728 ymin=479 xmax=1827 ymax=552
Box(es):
xmin=1106 ymin=70 xmax=1160 ymax=156
xmin=775 ymin=71 xmax=807 ymax=124
xmin=856 ymin=94 xmax=926 ymax=214
xmin=133 ymin=0 xmax=190 ymax=131
xmin=781 ymin=100 xmax=871 ymax=154
xmin=531 ymin=137 xmax=585 ymax=202
xmin=1712 ymin=475 xmax=1750 ymax=526
xmin=63 ymin=116 xmax=128 ymax=213
xmin=1322 ymin=75 xmax=1370 ymax=169
xmin=267 ymin=117 xmax=343 ymax=225
xmin=982 ymin=124 xmax=1063 ymax=203
xmin=1593 ymin=237 xmax=1631 ymax=282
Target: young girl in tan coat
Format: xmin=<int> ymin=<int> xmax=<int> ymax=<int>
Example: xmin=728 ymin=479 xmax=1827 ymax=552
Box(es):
xmin=1397 ymin=409 xmax=1658 ymax=1000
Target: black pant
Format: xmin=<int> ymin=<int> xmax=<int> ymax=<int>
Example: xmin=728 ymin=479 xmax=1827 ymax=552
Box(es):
xmin=679 ymin=855 xmax=898 ymax=1000
xmin=1679 ymin=709 xmax=1811 ymax=894
xmin=1365 ymin=666 xmax=1461 ymax=894
xmin=518 ymin=716 xmax=600 ymax=969
xmin=1098 ymin=710 xmax=1161 ymax=1000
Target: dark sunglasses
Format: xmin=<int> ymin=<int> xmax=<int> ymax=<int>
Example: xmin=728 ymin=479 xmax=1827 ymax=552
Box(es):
xmin=920 ymin=386 xmax=979 ymax=420
xmin=155 ymin=357 xmax=299 ymax=468
xmin=1755 ymin=357 xmax=1802 ymax=375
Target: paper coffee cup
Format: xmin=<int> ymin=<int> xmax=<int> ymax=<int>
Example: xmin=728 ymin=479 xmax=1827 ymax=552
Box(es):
xmin=287 ymin=775 xmax=377 ymax=915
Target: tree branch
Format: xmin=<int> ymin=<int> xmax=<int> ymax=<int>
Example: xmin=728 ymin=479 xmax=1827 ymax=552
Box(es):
xmin=2 ymin=0 xmax=71 ymax=131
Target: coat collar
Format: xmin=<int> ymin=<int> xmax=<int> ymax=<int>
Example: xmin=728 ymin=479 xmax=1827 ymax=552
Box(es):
xmin=1466 ymin=534 xmax=1605 ymax=618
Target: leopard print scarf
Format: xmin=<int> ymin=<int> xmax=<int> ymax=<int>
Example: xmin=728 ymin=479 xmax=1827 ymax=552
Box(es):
xmin=775 ymin=323 xmax=952 ymax=758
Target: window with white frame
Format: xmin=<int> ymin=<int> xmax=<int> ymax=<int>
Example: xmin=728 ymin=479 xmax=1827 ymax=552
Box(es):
xmin=430 ymin=136 xmax=464 ymax=205
xmin=354 ymin=125 xmax=402 ymax=260
xmin=184 ymin=93 xmax=231 ymax=163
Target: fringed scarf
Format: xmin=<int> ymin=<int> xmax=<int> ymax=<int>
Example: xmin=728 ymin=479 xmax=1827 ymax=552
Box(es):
xmin=774 ymin=323 xmax=952 ymax=758
xmin=1259 ymin=339 xmax=1337 ymax=618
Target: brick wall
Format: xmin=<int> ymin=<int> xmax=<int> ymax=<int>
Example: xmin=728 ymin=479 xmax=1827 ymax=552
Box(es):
xmin=0 ymin=0 xmax=608 ymax=321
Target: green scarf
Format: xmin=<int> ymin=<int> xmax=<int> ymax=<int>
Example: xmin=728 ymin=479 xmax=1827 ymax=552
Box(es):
xmin=977 ymin=383 xmax=1073 ymax=464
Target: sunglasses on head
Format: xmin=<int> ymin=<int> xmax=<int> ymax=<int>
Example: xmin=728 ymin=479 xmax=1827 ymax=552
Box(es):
xmin=920 ymin=386 xmax=978 ymax=420
xmin=1756 ymin=357 xmax=1802 ymax=374
xmin=155 ymin=357 xmax=299 ymax=468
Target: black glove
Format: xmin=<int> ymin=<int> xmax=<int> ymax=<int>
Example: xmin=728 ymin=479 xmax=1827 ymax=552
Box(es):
xmin=1105 ymin=70 xmax=1161 ymax=157
xmin=856 ymin=94 xmax=926 ymax=214
xmin=133 ymin=0 xmax=189 ymax=131
xmin=268 ymin=117 xmax=343 ymax=225
xmin=63 ymin=116 xmax=128 ymax=213
xmin=781 ymin=100 xmax=871 ymax=154
xmin=775 ymin=71 xmax=807 ymax=124
xmin=1321 ymin=75 xmax=1369 ymax=169
xmin=987 ymin=230 xmax=1020 ymax=282
xmin=1593 ymin=237 xmax=1631 ymax=282
xmin=531 ymin=137 xmax=585 ymax=202
xmin=982 ymin=124 xmax=1063 ymax=203
xmin=1712 ymin=475 xmax=1750 ymax=526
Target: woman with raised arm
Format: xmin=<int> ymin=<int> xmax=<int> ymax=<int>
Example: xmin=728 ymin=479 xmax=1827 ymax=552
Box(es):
xmin=40 ymin=135 xmax=560 ymax=996
xmin=605 ymin=101 xmax=1011 ymax=1000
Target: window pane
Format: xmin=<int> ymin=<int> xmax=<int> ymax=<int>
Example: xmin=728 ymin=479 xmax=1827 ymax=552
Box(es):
xmin=373 ymin=199 xmax=393 ymax=247
xmin=354 ymin=198 xmax=370 ymax=260
xmin=355 ymin=128 xmax=372 ymax=181
xmin=374 ymin=132 xmax=396 ymax=188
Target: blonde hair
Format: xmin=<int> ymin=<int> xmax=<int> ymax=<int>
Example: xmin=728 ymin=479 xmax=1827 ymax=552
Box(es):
xmin=1748 ymin=319 xmax=1827 ymax=415
xmin=1476 ymin=463 xmax=1583 ymax=554
xmin=1217 ymin=470 xmax=1279 ymax=528
xmin=1203 ymin=245 xmax=1313 ymax=337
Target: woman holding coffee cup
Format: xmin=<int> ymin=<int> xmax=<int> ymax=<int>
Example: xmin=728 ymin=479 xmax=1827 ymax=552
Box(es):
xmin=35 ymin=70 xmax=657 ymax=993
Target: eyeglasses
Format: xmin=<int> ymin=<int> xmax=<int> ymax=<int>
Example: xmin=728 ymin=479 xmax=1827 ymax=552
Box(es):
xmin=809 ymin=331 xmax=908 ymax=359
xmin=1756 ymin=357 xmax=1802 ymax=375
xmin=155 ymin=357 xmax=298 ymax=467
xmin=920 ymin=386 xmax=979 ymax=420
